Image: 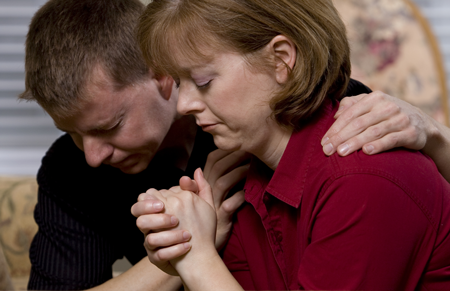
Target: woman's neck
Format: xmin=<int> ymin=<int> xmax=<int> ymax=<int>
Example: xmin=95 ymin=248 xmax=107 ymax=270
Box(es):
xmin=252 ymin=125 xmax=293 ymax=171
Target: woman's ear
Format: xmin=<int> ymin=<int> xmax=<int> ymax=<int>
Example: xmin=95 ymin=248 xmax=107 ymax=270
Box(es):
xmin=268 ymin=35 xmax=296 ymax=84
xmin=154 ymin=74 xmax=174 ymax=101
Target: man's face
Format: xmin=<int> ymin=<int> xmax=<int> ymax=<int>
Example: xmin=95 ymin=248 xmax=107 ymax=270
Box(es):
xmin=51 ymin=68 xmax=178 ymax=174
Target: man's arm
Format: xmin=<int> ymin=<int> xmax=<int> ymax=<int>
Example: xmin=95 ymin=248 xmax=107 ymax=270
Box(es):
xmin=28 ymin=191 xmax=116 ymax=290
xmin=322 ymin=91 xmax=450 ymax=182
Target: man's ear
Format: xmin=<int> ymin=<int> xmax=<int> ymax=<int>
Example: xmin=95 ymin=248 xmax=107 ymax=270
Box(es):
xmin=268 ymin=35 xmax=296 ymax=85
xmin=154 ymin=74 xmax=174 ymax=101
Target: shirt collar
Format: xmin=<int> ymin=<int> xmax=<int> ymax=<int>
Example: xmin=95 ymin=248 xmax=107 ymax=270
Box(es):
xmin=244 ymin=98 xmax=336 ymax=208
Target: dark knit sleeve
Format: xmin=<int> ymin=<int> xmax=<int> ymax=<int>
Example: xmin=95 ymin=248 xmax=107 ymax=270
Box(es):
xmin=28 ymin=187 xmax=118 ymax=290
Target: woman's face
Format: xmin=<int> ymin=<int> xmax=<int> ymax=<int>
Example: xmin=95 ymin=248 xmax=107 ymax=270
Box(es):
xmin=176 ymin=50 xmax=284 ymax=155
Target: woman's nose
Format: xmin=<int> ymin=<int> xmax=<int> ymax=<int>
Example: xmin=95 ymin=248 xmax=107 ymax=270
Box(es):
xmin=176 ymin=85 xmax=205 ymax=116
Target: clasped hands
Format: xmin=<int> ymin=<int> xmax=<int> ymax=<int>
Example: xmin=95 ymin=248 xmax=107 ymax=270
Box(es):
xmin=131 ymin=150 xmax=250 ymax=276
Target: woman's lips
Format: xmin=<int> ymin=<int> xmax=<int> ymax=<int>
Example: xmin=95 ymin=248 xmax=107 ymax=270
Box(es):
xmin=198 ymin=123 xmax=218 ymax=132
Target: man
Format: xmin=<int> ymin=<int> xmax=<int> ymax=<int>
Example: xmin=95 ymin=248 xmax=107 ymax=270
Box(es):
xmin=19 ymin=0 xmax=247 ymax=289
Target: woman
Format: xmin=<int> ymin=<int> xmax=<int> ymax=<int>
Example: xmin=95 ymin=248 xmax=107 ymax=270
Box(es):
xmin=132 ymin=0 xmax=450 ymax=289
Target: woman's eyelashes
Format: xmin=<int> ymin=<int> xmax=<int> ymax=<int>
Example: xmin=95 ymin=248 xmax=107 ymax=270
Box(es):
xmin=195 ymin=79 xmax=212 ymax=89
xmin=173 ymin=78 xmax=212 ymax=90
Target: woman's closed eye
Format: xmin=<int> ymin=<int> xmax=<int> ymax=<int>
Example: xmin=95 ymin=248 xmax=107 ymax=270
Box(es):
xmin=196 ymin=79 xmax=212 ymax=90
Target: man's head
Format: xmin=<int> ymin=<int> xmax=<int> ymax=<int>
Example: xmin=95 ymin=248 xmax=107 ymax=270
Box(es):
xmin=19 ymin=0 xmax=149 ymax=117
xmin=19 ymin=0 xmax=179 ymax=174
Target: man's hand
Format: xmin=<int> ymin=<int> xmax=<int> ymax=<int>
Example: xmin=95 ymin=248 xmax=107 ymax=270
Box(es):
xmin=199 ymin=149 xmax=249 ymax=249
xmin=321 ymin=91 xmax=433 ymax=156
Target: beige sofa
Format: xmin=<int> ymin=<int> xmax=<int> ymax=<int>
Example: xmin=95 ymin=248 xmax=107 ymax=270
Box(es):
xmin=0 ymin=176 xmax=38 ymax=291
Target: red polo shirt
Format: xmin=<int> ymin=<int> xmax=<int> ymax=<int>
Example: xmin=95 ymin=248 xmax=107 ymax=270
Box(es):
xmin=222 ymin=98 xmax=450 ymax=290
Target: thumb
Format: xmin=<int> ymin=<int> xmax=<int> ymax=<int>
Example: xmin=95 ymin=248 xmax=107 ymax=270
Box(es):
xmin=179 ymin=176 xmax=199 ymax=193
xmin=194 ymin=168 xmax=215 ymax=209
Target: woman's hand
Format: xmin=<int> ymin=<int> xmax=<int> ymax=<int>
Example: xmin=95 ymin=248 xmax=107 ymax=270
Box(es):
xmin=182 ymin=150 xmax=249 ymax=250
xmin=131 ymin=149 xmax=248 ymax=253
xmin=135 ymin=169 xmax=218 ymax=276
xmin=321 ymin=91 xmax=435 ymax=156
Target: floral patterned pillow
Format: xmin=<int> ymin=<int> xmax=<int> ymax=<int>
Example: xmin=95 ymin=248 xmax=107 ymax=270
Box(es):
xmin=334 ymin=0 xmax=449 ymax=125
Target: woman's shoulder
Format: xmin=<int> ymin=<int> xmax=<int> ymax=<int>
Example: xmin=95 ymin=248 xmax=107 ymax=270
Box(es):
xmin=323 ymin=148 xmax=448 ymax=226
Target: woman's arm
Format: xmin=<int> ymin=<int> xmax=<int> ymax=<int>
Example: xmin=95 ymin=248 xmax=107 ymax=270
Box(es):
xmin=132 ymin=149 xmax=248 ymax=256
xmin=136 ymin=169 xmax=243 ymax=290
xmin=322 ymin=91 xmax=450 ymax=182
xmin=87 ymin=258 xmax=182 ymax=291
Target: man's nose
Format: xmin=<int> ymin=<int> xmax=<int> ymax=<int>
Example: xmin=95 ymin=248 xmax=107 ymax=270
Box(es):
xmin=82 ymin=136 xmax=113 ymax=168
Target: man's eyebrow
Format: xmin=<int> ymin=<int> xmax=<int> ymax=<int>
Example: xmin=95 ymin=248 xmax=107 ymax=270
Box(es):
xmin=86 ymin=115 xmax=123 ymax=135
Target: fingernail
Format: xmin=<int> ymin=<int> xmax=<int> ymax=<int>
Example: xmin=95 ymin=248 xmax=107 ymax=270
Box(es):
xmin=365 ymin=145 xmax=374 ymax=154
xmin=183 ymin=242 xmax=191 ymax=249
xmin=324 ymin=143 xmax=334 ymax=155
xmin=182 ymin=231 xmax=191 ymax=240
xmin=338 ymin=143 xmax=350 ymax=155
xmin=321 ymin=136 xmax=329 ymax=146
xmin=171 ymin=216 xmax=178 ymax=225
xmin=153 ymin=201 xmax=163 ymax=210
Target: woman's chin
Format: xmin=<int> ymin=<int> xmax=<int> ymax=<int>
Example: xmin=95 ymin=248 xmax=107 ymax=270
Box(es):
xmin=212 ymin=136 xmax=241 ymax=152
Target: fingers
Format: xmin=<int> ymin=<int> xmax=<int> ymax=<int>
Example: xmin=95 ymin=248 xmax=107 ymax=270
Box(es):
xmin=131 ymin=195 xmax=165 ymax=217
xmin=145 ymin=230 xmax=191 ymax=250
xmin=325 ymin=105 xmax=405 ymax=156
xmin=333 ymin=113 xmax=415 ymax=156
xmin=214 ymin=190 xmax=245 ymax=250
xmin=322 ymin=94 xmax=375 ymax=151
xmin=136 ymin=213 xmax=179 ymax=235
xmin=193 ymin=168 xmax=215 ymax=209
xmin=322 ymin=91 xmax=411 ymax=156
xmin=179 ymin=176 xmax=199 ymax=194
xmin=333 ymin=94 xmax=366 ymax=119
xmin=147 ymin=241 xmax=191 ymax=263
xmin=203 ymin=150 xmax=251 ymax=186
xmin=203 ymin=149 xmax=233 ymax=177
xmin=211 ymin=164 xmax=249 ymax=209
xmin=218 ymin=190 xmax=245 ymax=218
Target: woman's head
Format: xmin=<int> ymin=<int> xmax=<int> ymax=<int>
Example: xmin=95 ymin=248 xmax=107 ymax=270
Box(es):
xmin=138 ymin=0 xmax=351 ymax=130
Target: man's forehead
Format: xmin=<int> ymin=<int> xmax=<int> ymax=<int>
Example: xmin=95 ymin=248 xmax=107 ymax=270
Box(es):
xmin=50 ymin=92 xmax=124 ymax=134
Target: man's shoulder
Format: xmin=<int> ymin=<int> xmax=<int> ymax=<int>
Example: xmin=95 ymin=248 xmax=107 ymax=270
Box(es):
xmin=38 ymin=134 xmax=98 ymax=184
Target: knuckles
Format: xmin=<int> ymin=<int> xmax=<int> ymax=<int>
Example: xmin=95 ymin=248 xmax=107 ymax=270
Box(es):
xmin=370 ymin=125 xmax=382 ymax=139
xmin=213 ymin=177 xmax=228 ymax=193
xmin=367 ymin=91 xmax=388 ymax=102
xmin=206 ymin=149 xmax=224 ymax=165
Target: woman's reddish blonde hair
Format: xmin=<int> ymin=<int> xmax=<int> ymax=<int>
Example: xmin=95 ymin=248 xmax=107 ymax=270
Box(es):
xmin=138 ymin=0 xmax=351 ymax=130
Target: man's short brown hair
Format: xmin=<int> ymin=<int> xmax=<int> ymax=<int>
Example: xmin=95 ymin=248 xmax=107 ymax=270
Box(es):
xmin=138 ymin=0 xmax=350 ymax=130
xmin=19 ymin=0 xmax=150 ymax=117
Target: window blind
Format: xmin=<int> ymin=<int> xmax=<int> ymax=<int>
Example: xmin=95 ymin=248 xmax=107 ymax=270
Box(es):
xmin=0 ymin=0 xmax=449 ymax=176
